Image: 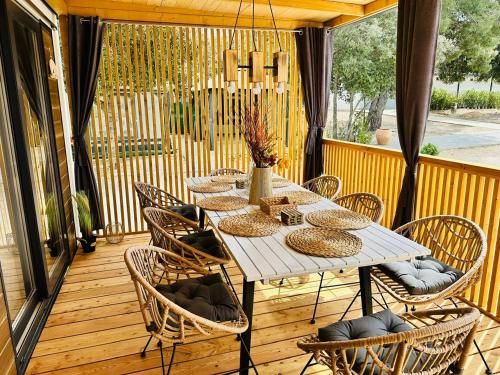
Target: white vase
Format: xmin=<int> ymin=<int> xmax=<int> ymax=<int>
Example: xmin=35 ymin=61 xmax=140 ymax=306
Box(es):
xmin=248 ymin=167 xmax=273 ymax=205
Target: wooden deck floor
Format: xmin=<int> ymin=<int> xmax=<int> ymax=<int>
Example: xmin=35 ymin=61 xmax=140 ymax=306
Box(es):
xmin=26 ymin=234 xmax=500 ymax=374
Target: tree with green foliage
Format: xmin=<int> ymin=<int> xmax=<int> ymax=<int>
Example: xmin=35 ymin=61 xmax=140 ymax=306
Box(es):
xmin=331 ymin=10 xmax=397 ymax=139
xmin=487 ymin=44 xmax=500 ymax=91
xmin=437 ymin=0 xmax=500 ymax=94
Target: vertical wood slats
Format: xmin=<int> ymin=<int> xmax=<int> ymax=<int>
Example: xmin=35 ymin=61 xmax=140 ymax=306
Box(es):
xmin=88 ymin=24 xmax=306 ymax=235
xmin=323 ymin=138 xmax=500 ymax=318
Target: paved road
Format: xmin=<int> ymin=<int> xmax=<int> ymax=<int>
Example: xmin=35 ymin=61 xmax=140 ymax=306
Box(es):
xmin=382 ymin=111 xmax=500 ymax=151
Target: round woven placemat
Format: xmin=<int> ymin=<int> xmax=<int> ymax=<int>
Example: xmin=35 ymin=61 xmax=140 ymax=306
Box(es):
xmin=218 ymin=212 xmax=282 ymax=237
xmin=306 ymin=209 xmax=372 ymax=230
xmin=286 ymin=228 xmax=363 ymax=257
xmin=280 ymin=191 xmax=321 ymax=205
xmin=187 ymin=182 xmax=232 ymax=193
xmin=273 ymin=179 xmax=291 ymax=188
xmin=197 ymin=196 xmax=248 ymax=211
xmin=211 ymin=174 xmax=246 ymax=184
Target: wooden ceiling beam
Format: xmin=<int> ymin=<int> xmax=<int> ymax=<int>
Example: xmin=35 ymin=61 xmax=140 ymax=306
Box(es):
xmin=221 ymin=0 xmax=365 ymax=16
xmin=65 ymin=1 xmax=323 ymax=29
xmin=324 ymin=0 xmax=398 ymax=28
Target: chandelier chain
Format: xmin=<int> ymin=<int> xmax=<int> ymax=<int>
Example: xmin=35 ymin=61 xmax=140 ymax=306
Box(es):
xmin=267 ymin=0 xmax=282 ymax=51
xmin=230 ymin=0 xmax=244 ymax=49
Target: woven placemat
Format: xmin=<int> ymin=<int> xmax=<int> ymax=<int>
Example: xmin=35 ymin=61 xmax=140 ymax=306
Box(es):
xmin=306 ymin=209 xmax=372 ymax=230
xmin=187 ymin=182 xmax=232 ymax=193
xmin=211 ymin=174 xmax=247 ymax=184
xmin=218 ymin=212 xmax=282 ymax=237
xmin=197 ymin=196 xmax=248 ymax=211
xmin=286 ymin=228 xmax=363 ymax=257
xmin=280 ymin=191 xmax=321 ymax=205
xmin=273 ymin=179 xmax=291 ymax=188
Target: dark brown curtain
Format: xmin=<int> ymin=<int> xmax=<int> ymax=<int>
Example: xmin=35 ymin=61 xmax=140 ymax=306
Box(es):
xmin=296 ymin=28 xmax=333 ymax=182
xmin=392 ymin=0 xmax=441 ymax=229
xmin=69 ymin=15 xmax=104 ymax=229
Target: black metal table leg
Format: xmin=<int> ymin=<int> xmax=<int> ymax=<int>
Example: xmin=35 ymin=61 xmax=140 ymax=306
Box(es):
xmin=358 ymin=266 xmax=373 ymax=316
xmin=199 ymin=208 xmax=206 ymax=228
xmin=239 ymin=279 xmax=255 ymax=375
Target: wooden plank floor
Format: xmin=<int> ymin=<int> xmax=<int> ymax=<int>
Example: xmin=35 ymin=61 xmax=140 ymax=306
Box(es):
xmin=26 ymin=234 xmax=500 ymax=374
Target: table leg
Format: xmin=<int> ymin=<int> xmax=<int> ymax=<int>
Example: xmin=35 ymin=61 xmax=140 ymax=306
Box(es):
xmin=199 ymin=208 xmax=206 ymax=228
xmin=358 ymin=266 xmax=373 ymax=316
xmin=239 ymin=279 xmax=255 ymax=375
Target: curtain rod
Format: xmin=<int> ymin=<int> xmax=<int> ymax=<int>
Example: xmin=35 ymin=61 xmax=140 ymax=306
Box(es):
xmin=79 ymin=17 xmax=303 ymax=34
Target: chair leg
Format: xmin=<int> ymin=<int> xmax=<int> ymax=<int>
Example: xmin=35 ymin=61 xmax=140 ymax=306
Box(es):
xmin=167 ymin=343 xmax=177 ymax=375
xmin=239 ymin=334 xmax=259 ymax=375
xmin=300 ymin=354 xmax=315 ymax=375
xmin=159 ymin=341 xmax=165 ymax=375
xmin=221 ymin=265 xmax=238 ymax=297
xmin=340 ymin=289 xmax=361 ymax=321
xmin=449 ymin=299 xmax=492 ymax=374
xmin=223 ymin=335 xmax=259 ymax=375
xmin=140 ymin=335 xmax=153 ymax=357
xmin=374 ymin=281 xmax=389 ymax=309
xmin=310 ymin=272 xmax=324 ymax=324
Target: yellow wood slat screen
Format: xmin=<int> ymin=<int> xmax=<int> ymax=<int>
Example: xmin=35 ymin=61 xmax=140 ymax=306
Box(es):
xmin=88 ymin=24 xmax=307 ymax=234
xmin=324 ymin=138 xmax=500 ymax=318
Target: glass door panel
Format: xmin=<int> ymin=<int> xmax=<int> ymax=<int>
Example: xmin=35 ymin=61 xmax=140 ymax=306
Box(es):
xmin=9 ymin=2 xmax=68 ymax=291
xmin=0 ymin=52 xmax=37 ymax=334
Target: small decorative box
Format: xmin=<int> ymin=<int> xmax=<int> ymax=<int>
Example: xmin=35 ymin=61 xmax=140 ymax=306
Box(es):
xmin=281 ymin=208 xmax=304 ymax=226
xmin=259 ymin=196 xmax=297 ymax=216
xmin=235 ymin=178 xmax=246 ymax=189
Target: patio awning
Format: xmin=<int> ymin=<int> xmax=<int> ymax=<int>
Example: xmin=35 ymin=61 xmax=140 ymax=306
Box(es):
xmin=47 ymin=0 xmax=398 ymax=29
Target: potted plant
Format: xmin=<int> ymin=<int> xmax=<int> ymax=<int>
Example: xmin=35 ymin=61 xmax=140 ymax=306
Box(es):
xmin=240 ymin=105 xmax=281 ymax=204
xmin=45 ymin=194 xmax=60 ymax=257
xmin=74 ymin=191 xmax=96 ymax=253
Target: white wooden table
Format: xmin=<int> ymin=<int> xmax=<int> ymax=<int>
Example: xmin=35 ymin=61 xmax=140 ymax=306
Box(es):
xmin=186 ymin=176 xmax=431 ymax=375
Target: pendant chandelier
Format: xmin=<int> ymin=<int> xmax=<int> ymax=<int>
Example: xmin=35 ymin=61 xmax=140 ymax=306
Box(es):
xmin=224 ymin=0 xmax=288 ymax=95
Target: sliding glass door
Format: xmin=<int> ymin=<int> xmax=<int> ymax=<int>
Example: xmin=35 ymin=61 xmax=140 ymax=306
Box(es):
xmin=0 ymin=0 xmax=71 ymax=360
xmin=0 ymin=55 xmax=39 ymax=337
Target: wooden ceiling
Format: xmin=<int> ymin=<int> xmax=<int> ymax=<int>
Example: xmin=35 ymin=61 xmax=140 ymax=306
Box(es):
xmin=47 ymin=0 xmax=397 ymax=29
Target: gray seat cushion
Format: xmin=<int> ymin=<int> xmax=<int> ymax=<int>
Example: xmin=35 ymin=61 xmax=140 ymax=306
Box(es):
xmin=377 ymin=256 xmax=464 ymax=295
xmin=156 ymin=273 xmax=239 ymax=322
xmin=178 ymin=229 xmax=225 ymax=259
xmin=169 ymin=204 xmax=198 ymax=222
xmin=319 ymin=309 xmax=414 ymax=374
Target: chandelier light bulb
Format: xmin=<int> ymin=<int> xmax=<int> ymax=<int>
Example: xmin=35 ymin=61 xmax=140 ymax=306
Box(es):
xmin=276 ymin=82 xmax=285 ymax=94
xmin=252 ymin=82 xmax=262 ymax=95
xmin=227 ymin=81 xmax=236 ymax=94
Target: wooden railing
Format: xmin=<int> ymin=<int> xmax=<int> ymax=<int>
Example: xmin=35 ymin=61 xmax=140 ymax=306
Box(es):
xmin=88 ymin=23 xmax=307 ymax=234
xmin=323 ymin=138 xmax=500 ymax=319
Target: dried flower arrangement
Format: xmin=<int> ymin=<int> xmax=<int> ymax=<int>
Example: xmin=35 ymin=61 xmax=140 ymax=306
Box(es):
xmin=240 ymin=105 xmax=278 ymax=168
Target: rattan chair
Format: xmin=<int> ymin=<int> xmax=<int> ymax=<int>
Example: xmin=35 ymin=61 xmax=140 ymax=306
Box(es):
xmin=372 ymin=215 xmax=486 ymax=306
xmin=134 ymin=181 xmax=198 ymax=227
xmin=302 ymin=175 xmax=342 ymax=200
xmin=124 ymin=245 xmax=251 ymax=374
xmin=211 ymin=168 xmax=245 ymax=176
xmin=298 ymin=307 xmax=480 ymax=375
xmin=310 ymin=193 xmax=384 ymax=324
xmin=334 ymin=193 xmax=384 ymax=224
xmin=142 ymin=207 xmax=231 ymax=269
xmin=371 ymin=215 xmax=490 ymax=374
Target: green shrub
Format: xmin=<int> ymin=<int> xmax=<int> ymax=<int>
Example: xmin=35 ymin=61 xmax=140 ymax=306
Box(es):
xmin=459 ymin=90 xmax=491 ymax=109
xmin=353 ymin=116 xmax=372 ymax=145
xmin=430 ymin=89 xmax=456 ymax=110
xmin=421 ymin=143 xmax=439 ymax=156
xmin=487 ymin=92 xmax=500 ymax=109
